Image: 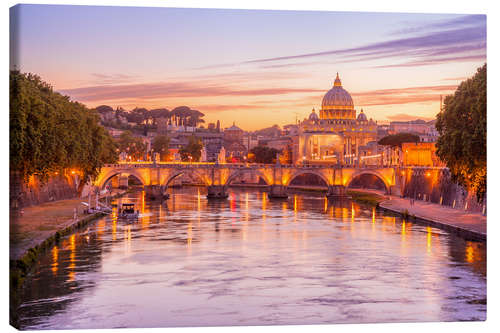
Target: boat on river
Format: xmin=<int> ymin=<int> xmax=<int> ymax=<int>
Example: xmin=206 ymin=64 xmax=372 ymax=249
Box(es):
xmin=118 ymin=203 xmax=139 ymax=219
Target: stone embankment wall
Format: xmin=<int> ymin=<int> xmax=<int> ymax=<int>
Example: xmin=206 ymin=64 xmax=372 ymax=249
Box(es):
xmin=402 ymin=168 xmax=485 ymax=213
xmin=10 ymin=173 xmax=79 ymax=209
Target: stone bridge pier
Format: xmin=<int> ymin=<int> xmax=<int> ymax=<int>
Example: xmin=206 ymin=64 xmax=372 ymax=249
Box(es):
xmin=206 ymin=185 xmax=229 ymax=199
xmin=268 ymin=184 xmax=288 ymax=199
xmin=144 ymin=185 xmax=168 ymax=200
xmin=326 ymin=185 xmax=346 ymax=198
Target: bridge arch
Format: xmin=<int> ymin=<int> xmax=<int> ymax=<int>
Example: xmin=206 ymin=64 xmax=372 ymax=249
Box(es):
xmin=96 ymin=168 xmax=147 ymax=189
xmin=344 ymin=170 xmax=391 ymax=192
xmin=286 ymin=170 xmax=330 ymax=187
xmin=162 ymin=168 xmax=210 ymax=188
xmin=224 ymin=169 xmax=271 ymax=187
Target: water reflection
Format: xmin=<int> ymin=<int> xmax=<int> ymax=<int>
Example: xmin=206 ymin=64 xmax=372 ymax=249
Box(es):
xmin=17 ymin=187 xmax=486 ymax=329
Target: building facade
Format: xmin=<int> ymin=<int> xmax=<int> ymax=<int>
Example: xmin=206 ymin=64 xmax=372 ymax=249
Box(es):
xmin=296 ymin=73 xmax=378 ymax=165
xmin=401 ymin=142 xmax=444 ymax=167
xmin=389 ymin=119 xmax=439 ymax=142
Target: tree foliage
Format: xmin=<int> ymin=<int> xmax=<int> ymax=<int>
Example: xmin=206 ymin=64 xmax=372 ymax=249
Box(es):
xmin=10 ymin=70 xmax=118 ymax=189
xmin=117 ymin=130 xmax=147 ymax=161
xmin=378 ymin=133 xmax=420 ymax=147
xmin=179 ymin=136 xmax=203 ymax=162
xmin=152 ymin=135 xmax=170 ymax=161
xmin=249 ymin=146 xmax=280 ymax=164
xmin=435 ymin=64 xmax=486 ymax=202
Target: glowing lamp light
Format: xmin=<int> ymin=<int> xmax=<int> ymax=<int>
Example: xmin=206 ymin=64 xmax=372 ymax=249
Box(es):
xmin=426 ymin=172 xmax=431 ymax=177
xmin=71 ymin=170 xmax=76 ymax=175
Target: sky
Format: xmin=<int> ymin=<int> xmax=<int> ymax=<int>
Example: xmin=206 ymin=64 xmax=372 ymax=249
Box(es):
xmin=10 ymin=4 xmax=486 ymax=130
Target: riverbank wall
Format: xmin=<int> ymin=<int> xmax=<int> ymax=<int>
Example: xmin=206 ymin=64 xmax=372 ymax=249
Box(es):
xmin=10 ymin=172 xmax=80 ymax=209
xmin=402 ymin=167 xmax=485 ymax=213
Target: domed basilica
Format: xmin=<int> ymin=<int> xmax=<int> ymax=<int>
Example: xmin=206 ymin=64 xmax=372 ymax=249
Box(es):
xmin=297 ymin=73 xmax=377 ymax=164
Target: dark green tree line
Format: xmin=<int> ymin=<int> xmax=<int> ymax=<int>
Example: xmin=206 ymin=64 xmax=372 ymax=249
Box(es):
xmin=10 ymin=70 xmax=118 ymax=193
xmin=436 ymin=64 xmax=487 ymax=202
xmin=152 ymin=135 xmax=170 ymax=161
xmin=179 ymin=136 xmax=203 ymax=162
xmin=249 ymin=146 xmax=280 ymax=164
xmin=117 ymin=130 xmax=147 ymax=161
xmin=378 ymin=133 xmax=420 ymax=147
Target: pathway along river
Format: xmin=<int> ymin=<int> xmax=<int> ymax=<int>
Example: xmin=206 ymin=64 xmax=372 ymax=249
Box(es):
xmin=16 ymin=187 xmax=486 ymax=329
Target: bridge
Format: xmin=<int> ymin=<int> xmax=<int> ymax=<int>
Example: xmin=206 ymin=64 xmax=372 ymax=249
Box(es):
xmin=94 ymin=162 xmax=406 ymax=200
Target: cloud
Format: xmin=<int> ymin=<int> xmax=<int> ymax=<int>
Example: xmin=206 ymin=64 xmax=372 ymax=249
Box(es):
xmin=259 ymin=61 xmax=323 ymax=69
xmin=88 ymin=73 xmax=139 ymax=85
xmin=192 ymin=104 xmax=265 ymax=113
xmin=442 ymin=76 xmax=468 ymax=81
xmin=373 ymin=54 xmax=485 ymax=69
xmin=193 ymin=70 xmax=308 ymax=82
xmin=245 ymin=25 xmax=485 ymax=64
xmin=390 ymin=14 xmax=485 ymax=35
xmin=351 ymin=84 xmax=457 ymax=106
xmin=59 ymin=81 xmax=324 ymax=103
xmin=197 ymin=15 xmax=485 ymax=70
xmin=386 ymin=113 xmax=435 ymax=122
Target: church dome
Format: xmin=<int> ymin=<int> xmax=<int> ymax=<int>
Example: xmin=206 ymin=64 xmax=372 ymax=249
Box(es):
xmin=321 ymin=73 xmax=354 ymax=110
xmin=357 ymin=109 xmax=367 ymax=121
xmin=308 ymin=108 xmax=319 ymax=121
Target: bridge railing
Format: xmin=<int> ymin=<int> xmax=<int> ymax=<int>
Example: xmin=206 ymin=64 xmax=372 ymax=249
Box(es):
xmin=103 ymin=162 xmax=447 ymax=171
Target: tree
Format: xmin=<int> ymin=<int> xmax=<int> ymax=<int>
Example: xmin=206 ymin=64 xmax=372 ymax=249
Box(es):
xmin=149 ymin=108 xmax=170 ymax=126
xmin=117 ymin=130 xmax=147 ymax=161
xmin=152 ymin=135 xmax=170 ymax=161
xmin=127 ymin=107 xmax=147 ymax=126
xmin=95 ymin=105 xmax=114 ymax=113
xmin=10 ymin=70 xmax=118 ymax=195
xmin=378 ymin=133 xmax=420 ymax=147
xmin=249 ymin=146 xmax=280 ymax=164
xmin=179 ymin=136 xmax=203 ymax=162
xmin=435 ymin=64 xmax=486 ymax=202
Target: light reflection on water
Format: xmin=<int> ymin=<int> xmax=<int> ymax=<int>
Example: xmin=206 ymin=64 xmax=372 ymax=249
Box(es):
xmin=17 ymin=187 xmax=486 ymax=329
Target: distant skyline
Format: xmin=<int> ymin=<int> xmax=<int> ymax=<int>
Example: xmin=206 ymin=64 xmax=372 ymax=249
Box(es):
xmin=10 ymin=5 xmax=486 ymax=130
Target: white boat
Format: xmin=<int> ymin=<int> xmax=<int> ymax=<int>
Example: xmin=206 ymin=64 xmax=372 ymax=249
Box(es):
xmin=81 ymin=202 xmax=112 ymax=214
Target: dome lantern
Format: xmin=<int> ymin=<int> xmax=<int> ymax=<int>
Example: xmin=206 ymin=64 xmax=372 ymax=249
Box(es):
xmin=334 ymin=72 xmax=342 ymax=87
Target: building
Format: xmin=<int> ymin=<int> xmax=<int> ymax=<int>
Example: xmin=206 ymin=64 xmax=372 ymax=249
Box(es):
xmin=224 ymin=122 xmax=244 ymax=143
xmin=296 ymin=73 xmax=378 ymax=164
xmin=225 ymin=141 xmax=247 ymax=162
xmin=389 ymin=119 xmax=439 ymax=142
xmin=261 ymin=137 xmax=292 ymax=151
xmin=223 ymin=122 xmax=247 ymax=162
xmin=401 ymin=142 xmax=444 ymax=167
xmin=243 ymin=133 xmax=260 ymax=151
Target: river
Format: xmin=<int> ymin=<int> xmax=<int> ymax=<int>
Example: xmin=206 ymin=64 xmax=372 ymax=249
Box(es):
xmin=16 ymin=187 xmax=486 ymax=329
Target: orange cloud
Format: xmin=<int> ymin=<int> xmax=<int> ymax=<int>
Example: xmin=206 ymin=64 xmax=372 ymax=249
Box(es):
xmin=351 ymin=84 xmax=457 ymax=106
xmin=386 ymin=113 xmax=435 ymax=121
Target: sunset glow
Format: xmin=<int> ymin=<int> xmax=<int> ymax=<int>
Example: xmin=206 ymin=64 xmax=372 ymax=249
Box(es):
xmin=10 ymin=5 xmax=486 ymax=130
